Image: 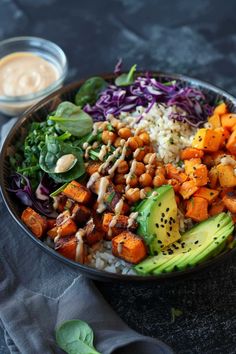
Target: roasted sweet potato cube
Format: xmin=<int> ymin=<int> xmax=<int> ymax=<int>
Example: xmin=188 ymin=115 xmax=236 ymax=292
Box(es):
xmin=180 ymin=148 xmax=204 ymax=160
xmin=56 ymin=210 xmax=71 ymax=226
xmin=193 ymin=187 xmax=219 ymax=204
xmin=192 ymin=164 xmax=208 ymax=186
xmin=215 ymin=127 xmax=230 ymax=148
xmin=112 ymin=231 xmax=147 ymax=264
xmin=192 ymin=128 xmax=221 ymax=152
xmin=209 ymin=199 xmax=225 ymax=216
xmin=102 ymin=213 xmax=138 ymax=239
xmin=63 ymin=181 xmax=91 ymax=204
xmin=185 ymin=197 xmax=208 ymax=222
xmin=184 ymin=158 xmax=201 ymax=175
xmin=53 ymin=194 xmax=67 ymax=212
xmin=226 ymin=130 xmax=236 ymax=155
xmin=208 ymin=113 xmax=221 ymax=129
xmin=47 ymin=226 xmax=59 ymax=239
xmin=166 ymin=164 xmax=187 ymax=183
xmin=221 ymin=113 xmax=236 ymax=130
xmin=21 ymin=207 xmax=47 ymax=238
xmin=214 ymin=102 xmax=227 ymax=116
xmin=55 ymin=235 xmax=77 ymax=261
xmin=58 ymin=219 xmax=77 ymax=237
xmin=179 ymin=180 xmax=198 ymax=200
xmin=84 ymin=217 xmax=105 ymax=246
xmin=217 ymin=164 xmax=236 ymax=187
xmin=86 ymin=161 xmax=102 ymax=176
xmin=208 ymin=166 xmax=218 ymax=189
xmin=47 ymin=219 xmax=56 ymax=230
xmin=71 ymin=204 xmax=91 ymax=225
xmin=222 ymin=191 xmax=236 ymax=213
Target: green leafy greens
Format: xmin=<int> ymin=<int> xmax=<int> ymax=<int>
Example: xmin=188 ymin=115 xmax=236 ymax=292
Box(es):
xmin=115 ymin=64 xmax=137 ymax=86
xmin=56 ymin=319 xmax=101 ymax=354
xmin=39 ymin=136 xmax=85 ymax=183
xmin=75 ymin=77 xmax=108 ymax=107
xmin=49 ymin=101 xmax=93 ymax=137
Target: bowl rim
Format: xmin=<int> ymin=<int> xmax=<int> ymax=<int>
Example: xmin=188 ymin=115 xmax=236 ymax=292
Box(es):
xmin=1 ymin=70 xmax=236 ymax=282
xmin=0 ymin=36 xmax=68 ymax=103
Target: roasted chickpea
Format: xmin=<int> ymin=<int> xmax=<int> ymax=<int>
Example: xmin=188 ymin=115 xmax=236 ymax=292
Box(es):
xmin=153 ymin=173 xmax=166 ymax=187
xmin=114 ymin=137 xmax=122 ymax=148
xmin=118 ymin=127 xmax=132 ymax=139
xmin=115 ymin=184 xmax=125 ymax=193
xmin=125 ymin=188 xmax=140 ymax=203
xmin=114 ymin=173 xmax=126 ymax=185
xmin=139 ymin=173 xmax=153 ymax=187
xmin=128 ymin=174 xmax=138 ymax=187
xmin=143 ymin=152 xmax=156 ymax=165
xmin=134 ymin=135 xmax=144 ymax=147
xmin=144 ymin=186 xmax=152 ymax=194
xmin=118 ymin=160 xmax=129 ymax=174
xmin=135 ymin=162 xmax=146 ymax=176
xmin=102 ymin=130 xmax=116 ymax=144
xmin=140 ymin=186 xmax=152 ymax=199
xmin=155 ymin=165 xmax=166 ymax=176
xmin=146 ymin=166 xmax=156 ymax=177
xmin=134 ymin=148 xmax=146 ymax=162
xmin=128 ymin=137 xmax=139 ymax=151
xmin=138 ymin=132 xmax=150 ymax=145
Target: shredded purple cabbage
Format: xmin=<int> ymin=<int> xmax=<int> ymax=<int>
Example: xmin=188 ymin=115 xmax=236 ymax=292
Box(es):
xmin=84 ymin=75 xmax=213 ymax=127
xmin=114 ymin=58 xmax=123 ymax=76
xmin=9 ymin=173 xmax=58 ymax=218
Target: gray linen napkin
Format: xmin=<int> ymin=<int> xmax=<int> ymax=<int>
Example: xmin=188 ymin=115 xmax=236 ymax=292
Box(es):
xmin=0 ymin=119 xmax=173 ymax=354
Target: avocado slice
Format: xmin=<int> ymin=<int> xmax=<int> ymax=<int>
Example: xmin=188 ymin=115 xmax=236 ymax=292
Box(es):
xmin=134 ymin=213 xmax=234 ymax=275
xmin=135 ymin=185 xmax=180 ymax=255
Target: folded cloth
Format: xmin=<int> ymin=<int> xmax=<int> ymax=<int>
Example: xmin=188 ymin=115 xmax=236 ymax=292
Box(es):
xmin=0 ymin=119 xmax=173 ymax=354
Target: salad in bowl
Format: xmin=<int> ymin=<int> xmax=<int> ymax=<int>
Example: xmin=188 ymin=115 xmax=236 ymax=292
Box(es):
xmin=6 ymin=64 xmax=236 ymax=277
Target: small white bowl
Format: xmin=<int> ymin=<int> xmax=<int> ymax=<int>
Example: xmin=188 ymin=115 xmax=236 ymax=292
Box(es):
xmin=0 ymin=36 xmax=68 ymax=116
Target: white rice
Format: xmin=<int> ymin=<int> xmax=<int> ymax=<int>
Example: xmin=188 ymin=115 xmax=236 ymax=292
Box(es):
xmin=121 ymin=103 xmax=197 ymax=164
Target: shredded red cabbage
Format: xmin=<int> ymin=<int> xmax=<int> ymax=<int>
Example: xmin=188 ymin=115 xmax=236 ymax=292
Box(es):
xmin=9 ymin=173 xmax=58 ymax=218
xmin=84 ymin=75 xmax=213 ymax=127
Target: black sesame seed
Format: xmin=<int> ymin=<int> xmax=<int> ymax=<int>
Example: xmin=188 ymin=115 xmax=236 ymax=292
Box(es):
xmin=161 ymin=225 xmax=165 ymax=228
xmin=213 ymin=237 xmax=217 ymax=240
xmin=155 ymin=223 xmax=159 ymax=228
xmin=166 ymin=207 xmax=170 ymax=212
xmin=210 ymin=192 xmax=214 ymax=196
xmin=217 ymin=224 xmax=220 ymax=228
xmin=169 ymin=220 xmax=172 ymax=225
xmin=164 ymin=219 xmax=167 ymax=224
xmin=161 ymin=245 xmax=164 ymax=248
xmin=147 ymin=212 xmax=151 ymax=217
xmin=158 ymin=202 xmax=162 ymax=207
xmin=161 ymin=212 xmax=165 ymax=217
xmin=173 ymin=219 xmax=176 ymax=224
xmin=194 ymin=240 xmax=199 ymax=244
xmin=161 ymin=218 xmax=164 ymax=222
xmin=162 ymin=252 xmax=166 ymax=255
xmin=157 ymin=240 xmax=162 ymax=244
xmin=170 ymin=226 xmax=172 ymax=231
xmin=167 ymin=232 xmax=171 ymax=237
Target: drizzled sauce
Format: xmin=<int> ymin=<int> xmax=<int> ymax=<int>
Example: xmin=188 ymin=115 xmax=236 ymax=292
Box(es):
xmin=75 ymin=229 xmax=86 ymax=262
xmin=97 ymin=176 xmax=109 ymax=213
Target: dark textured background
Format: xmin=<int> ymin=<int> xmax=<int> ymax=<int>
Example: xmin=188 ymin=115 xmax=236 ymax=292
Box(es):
xmin=1 ymin=0 xmax=236 ymax=353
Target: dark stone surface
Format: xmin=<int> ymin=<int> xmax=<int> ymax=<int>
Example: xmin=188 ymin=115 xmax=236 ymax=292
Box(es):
xmin=1 ymin=0 xmax=236 ymax=353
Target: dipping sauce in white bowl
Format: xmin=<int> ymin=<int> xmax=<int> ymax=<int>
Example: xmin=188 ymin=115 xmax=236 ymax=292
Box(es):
xmin=0 ymin=52 xmax=59 ymax=97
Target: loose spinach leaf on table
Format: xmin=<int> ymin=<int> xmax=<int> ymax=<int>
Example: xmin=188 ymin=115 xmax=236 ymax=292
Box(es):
xmin=75 ymin=77 xmax=108 ymax=107
xmin=56 ymin=319 xmax=101 ymax=354
xmin=49 ymin=101 xmax=93 ymax=137
xmin=39 ymin=136 xmax=85 ymax=183
xmin=115 ymin=64 xmax=137 ymax=86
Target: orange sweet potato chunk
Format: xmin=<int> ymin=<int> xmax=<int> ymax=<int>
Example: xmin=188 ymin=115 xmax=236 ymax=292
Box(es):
xmin=185 ymin=197 xmax=208 ymax=222
xmin=21 ymin=207 xmax=47 ymax=238
xmin=179 ymin=180 xmax=198 ymax=200
xmin=112 ymin=231 xmax=147 ymax=264
xmin=63 ymin=181 xmax=91 ymax=204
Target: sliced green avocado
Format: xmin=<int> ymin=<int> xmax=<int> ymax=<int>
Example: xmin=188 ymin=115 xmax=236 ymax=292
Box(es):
xmin=134 ymin=213 xmax=234 ymax=275
xmin=135 ymin=185 xmax=180 ymax=255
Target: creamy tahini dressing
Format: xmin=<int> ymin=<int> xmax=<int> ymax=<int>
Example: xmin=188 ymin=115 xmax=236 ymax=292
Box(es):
xmin=0 ymin=52 xmax=59 ymax=97
xmin=75 ymin=229 xmax=86 ymax=262
xmin=97 ymin=176 xmax=109 ymax=213
xmin=127 ymin=212 xmax=138 ymax=228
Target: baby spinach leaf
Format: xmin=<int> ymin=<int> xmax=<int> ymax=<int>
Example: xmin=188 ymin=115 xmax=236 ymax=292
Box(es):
xmin=115 ymin=64 xmax=137 ymax=86
xmin=49 ymin=102 xmax=93 ymax=137
xmin=39 ymin=136 xmax=85 ymax=183
xmin=75 ymin=77 xmax=108 ymax=107
xmin=56 ymin=319 xmax=101 ymax=354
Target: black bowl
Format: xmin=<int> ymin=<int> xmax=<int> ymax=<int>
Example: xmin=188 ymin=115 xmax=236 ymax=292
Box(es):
xmin=1 ymin=71 xmax=236 ymax=282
